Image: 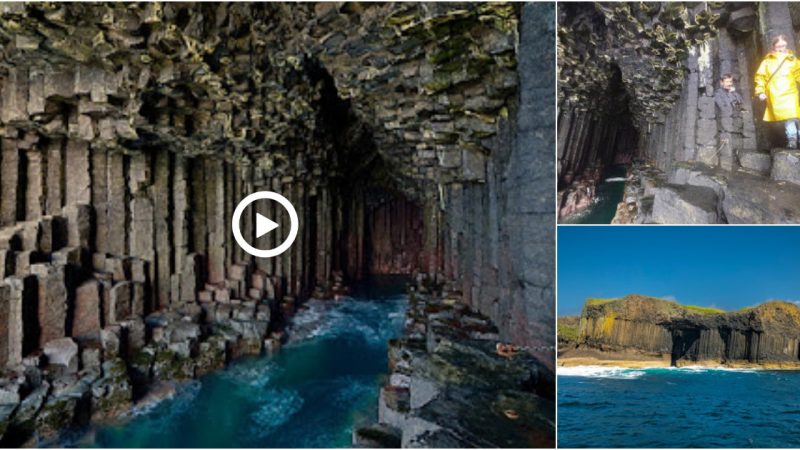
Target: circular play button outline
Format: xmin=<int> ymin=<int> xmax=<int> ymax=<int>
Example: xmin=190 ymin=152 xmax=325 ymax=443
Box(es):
xmin=232 ymin=191 xmax=298 ymax=258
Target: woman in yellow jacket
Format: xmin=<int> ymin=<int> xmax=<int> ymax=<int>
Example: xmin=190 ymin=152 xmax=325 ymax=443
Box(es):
xmin=755 ymin=35 xmax=800 ymax=149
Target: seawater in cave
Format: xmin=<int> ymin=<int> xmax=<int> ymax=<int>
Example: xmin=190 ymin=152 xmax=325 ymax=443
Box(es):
xmin=558 ymin=1 xmax=800 ymax=224
xmin=559 ymin=165 xmax=627 ymax=225
xmin=74 ymin=277 xmax=408 ymax=448
xmin=0 ymin=2 xmax=555 ymax=448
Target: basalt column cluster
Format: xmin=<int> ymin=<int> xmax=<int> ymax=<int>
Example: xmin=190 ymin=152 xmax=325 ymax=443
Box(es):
xmin=0 ymin=2 xmax=553 ymax=444
xmin=559 ymin=2 xmax=800 ymax=224
xmin=573 ymin=295 xmax=800 ymax=368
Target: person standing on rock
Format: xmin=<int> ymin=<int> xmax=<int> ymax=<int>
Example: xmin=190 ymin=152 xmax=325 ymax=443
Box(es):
xmin=714 ymin=74 xmax=744 ymax=118
xmin=755 ymin=35 xmax=800 ymax=149
xmin=714 ymin=74 xmax=746 ymax=170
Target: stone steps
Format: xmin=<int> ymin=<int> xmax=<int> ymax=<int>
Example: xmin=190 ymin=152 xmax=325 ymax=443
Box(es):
xmin=648 ymin=183 xmax=722 ymax=224
xmin=738 ymin=150 xmax=772 ymax=176
xmin=667 ymin=162 xmax=800 ymax=224
xmin=771 ymin=149 xmax=800 ymax=186
xmin=618 ymin=162 xmax=800 ymax=224
xmin=735 ymin=148 xmax=800 ymax=186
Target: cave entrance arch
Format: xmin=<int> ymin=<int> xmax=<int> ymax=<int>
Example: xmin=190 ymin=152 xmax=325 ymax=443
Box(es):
xmin=308 ymin=61 xmax=429 ymax=292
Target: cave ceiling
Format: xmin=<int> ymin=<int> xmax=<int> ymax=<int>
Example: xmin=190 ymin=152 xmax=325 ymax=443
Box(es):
xmin=558 ymin=2 xmax=723 ymax=127
xmin=0 ymin=2 xmax=520 ymax=197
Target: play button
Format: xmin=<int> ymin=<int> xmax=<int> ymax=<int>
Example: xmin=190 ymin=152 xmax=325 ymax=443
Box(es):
xmin=232 ymin=191 xmax=298 ymax=258
xmin=256 ymin=213 xmax=279 ymax=238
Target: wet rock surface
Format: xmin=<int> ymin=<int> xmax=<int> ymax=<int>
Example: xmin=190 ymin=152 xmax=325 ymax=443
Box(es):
xmin=0 ymin=291 xmax=280 ymax=446
xmin=771 ymin=149 xmax=800 ymax=185
xmin=650 ymin=183 xmax=721 ymax=224
xmin=738 ymin=151 xmax=772 ymax=176
xmin=355 ymin=279 xmax=555 ymax=448
xmin=613 ymin=161 xmax=800 ymax=224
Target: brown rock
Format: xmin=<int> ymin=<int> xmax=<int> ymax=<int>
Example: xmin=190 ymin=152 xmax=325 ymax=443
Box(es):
xmin=108 ymin=282 xmax=132 ymax=323
xmin=30 ymin=263 xmax=67 ymax=347
xmin=73 ymin=279 xmax=103 ymax=338
xmin=0 ymin=278 xmax=24 ymax=368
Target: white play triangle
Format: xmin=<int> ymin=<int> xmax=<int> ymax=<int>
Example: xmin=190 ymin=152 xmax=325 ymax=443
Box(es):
xmin=256 ymin=213 xmax=279 ymax=238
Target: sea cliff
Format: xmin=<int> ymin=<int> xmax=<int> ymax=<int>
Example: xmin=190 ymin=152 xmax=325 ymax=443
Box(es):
xmin=559 ymin=295 xmax=800 ymax=368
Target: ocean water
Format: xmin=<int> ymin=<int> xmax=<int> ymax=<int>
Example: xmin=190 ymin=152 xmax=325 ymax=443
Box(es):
xmin=561 ymin=165 xmax=628 ymax=224
xmin=558 ymin=366 xmax=800 ymax=448
xmin=72 ymin=279 xmax=408 ymax=448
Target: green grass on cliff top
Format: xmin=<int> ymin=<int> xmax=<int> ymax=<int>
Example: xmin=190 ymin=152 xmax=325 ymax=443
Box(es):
xmin=682 ymin=304 xmax=725 ymax=315
xmin=584 ymin=296 xmax=725 ymax=315
xmin=582 ymin=297 xmax=800 ymax=317
xmin=557 ymin=319 xmax=580 ymax=341
xmin=585 ymin=298 xmax=615 ymax=306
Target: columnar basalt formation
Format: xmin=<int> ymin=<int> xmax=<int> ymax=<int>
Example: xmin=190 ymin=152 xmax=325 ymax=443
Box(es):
xmin=0 ymin=2 xmax=554 ymax=445
xmin=558 ymin=2 xmax=800 ymax=223
xmin=562 ymin=295 xmax=800 ymax=368
xmin=358 ymin=278 xmax=554 ymax=448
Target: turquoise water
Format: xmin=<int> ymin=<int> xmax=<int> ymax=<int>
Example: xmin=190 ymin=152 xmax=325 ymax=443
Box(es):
xmin=558 ymin=366 xmax=800 ymax=448
xmin=561 ymin=165 xmax=628 ymax=224
xmin=75 ymin=280 xmax=408 ymax=448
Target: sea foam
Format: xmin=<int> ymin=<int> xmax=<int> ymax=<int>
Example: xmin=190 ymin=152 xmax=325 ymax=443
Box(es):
xmin=558 ymin=364 xmax=758 ymax=379
xmin=557 ymin=366 xmax=646 ymax=379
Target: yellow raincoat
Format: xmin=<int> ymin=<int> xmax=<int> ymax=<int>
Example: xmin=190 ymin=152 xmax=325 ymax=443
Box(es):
xmin=754 ymin=50 xmax=800 ymax=122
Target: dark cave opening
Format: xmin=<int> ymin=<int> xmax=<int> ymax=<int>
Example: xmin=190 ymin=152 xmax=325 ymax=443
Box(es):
xmin=558 ymin=64 xmax=639 ymax=222
xmin=558 ymin=64 xmax=639 ymax=190
xmin=603 ymin=65 xmax=639 ymax=167
xmin=309 ymin=61 xmax=427 ymax=284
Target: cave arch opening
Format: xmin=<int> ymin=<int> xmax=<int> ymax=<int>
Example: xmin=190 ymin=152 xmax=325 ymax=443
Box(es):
xmin=558 ymin=64 xmax=639 ymax=222
xmin=598 ymin=64 xmax=639 ymax=170
xmin=307 ymin=60 xmax=428 ymax=291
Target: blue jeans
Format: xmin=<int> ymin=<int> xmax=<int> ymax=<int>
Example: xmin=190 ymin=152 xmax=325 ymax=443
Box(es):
xmin=785 ymin=118 xmax=800 ymax=142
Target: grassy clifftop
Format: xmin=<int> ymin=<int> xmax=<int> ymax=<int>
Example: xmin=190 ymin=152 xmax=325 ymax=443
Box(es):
xmin=581 ymin=294 xmax=799 ymax=321
xmin=557 ymin=316 xmax=580 ymax=346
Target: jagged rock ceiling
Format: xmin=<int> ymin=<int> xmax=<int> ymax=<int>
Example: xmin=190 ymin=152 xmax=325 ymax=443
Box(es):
xmin=558 ymin=2 xmax=721 ymax=126
xmin=0 ymin=2 xmax=519 ymax=194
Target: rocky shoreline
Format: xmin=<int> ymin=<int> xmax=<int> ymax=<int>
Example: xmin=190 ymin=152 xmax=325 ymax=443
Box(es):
xmin=0 ymin=266 xmax=290 ymax=447
xmin=355 ymin=279 xmax=555 ymax=448
xmin=2 ymin=265 xmax=553 ymax=447
xmin=611 ymin=158 xmax=800 ymax=224
xmin=557 ymin=166 xmax=602 ymax=220
xmin=0 ymin=201 xmax=351 ymax=447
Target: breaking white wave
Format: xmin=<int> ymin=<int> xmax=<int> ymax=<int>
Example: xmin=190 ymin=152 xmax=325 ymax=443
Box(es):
xmin=218 ymin=360 xmax=279 ymax=391
xmin=249 ymin=388 xmax=305 ymax=436
xmin=604 ymin=177 xmax=627 ymax=182
xmin=286 ymin=296 xmax=407 ymax=347
xmin=558 ymin=366 xmax=646 ymax=379
xmin=129 ymin=381 xmax=202 ymax=427
xmin=663 ymin=365 xmax=757 ymax=374
xmin=559 ymin=365 xmax=759 ymax=379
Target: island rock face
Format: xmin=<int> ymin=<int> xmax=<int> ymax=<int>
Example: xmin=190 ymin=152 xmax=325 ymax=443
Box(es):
xmin=558 ymin=2 xmax=800 ymax=223
xmin=573 ymin=295 xmax=800 ymax=366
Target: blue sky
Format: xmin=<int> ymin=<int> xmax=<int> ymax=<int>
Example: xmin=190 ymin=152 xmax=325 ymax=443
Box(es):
xmin=558 ymin=226 xmax=800 ymax=316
